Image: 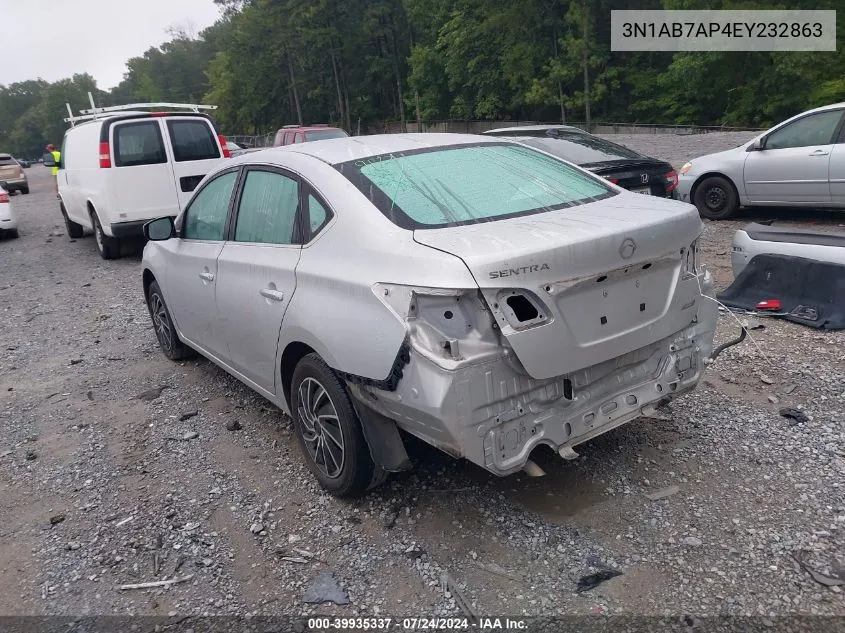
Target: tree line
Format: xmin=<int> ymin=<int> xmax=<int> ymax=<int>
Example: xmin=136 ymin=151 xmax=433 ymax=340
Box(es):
xmin=2 ymin=0 xmax=843 ymax=157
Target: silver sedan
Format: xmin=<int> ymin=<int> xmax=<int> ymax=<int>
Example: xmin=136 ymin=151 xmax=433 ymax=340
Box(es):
xmin=141 ymin=134 xmax=717 ymax=496
xmin=677 ymin=103 xmax=845 ymax=219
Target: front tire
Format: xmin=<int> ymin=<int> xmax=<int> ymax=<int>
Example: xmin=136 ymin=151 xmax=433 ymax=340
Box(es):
xmin=146 ymin=280 xmax=194 ymax=361
xmin=693 ymin=175 xmax=739 ymax=220
xmin=91 ymin=211 xmax=120 ymax=259
xmin=291 ymin=354 xmax=378 ymax=497
xmin=61 ymin=204 xmax=84 ymax=239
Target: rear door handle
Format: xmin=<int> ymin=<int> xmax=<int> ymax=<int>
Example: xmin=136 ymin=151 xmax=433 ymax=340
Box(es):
xmin=199 ymin=271 xmax=215 ymax=282
xmin=259 ymin=288 xmax=285 ymax=302
xmin=809 ymin=149 xmax=829 ymax=156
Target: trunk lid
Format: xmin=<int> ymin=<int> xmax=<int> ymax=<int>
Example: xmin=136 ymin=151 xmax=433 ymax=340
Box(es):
xmin=413 ymin=194 xmax=704 ymax=379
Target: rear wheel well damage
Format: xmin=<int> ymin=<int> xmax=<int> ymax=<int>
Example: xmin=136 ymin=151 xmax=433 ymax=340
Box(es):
xmin=280 ymin=339 xmax=412 ymax=473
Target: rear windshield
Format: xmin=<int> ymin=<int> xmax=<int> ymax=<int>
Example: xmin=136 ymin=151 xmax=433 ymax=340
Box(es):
xmin=114 ymin=121 xmax=167 ymax=167
xmin=304 ymin=129 xmax=348 ymax=142
xmin=167 ymin=119 xmax=220 ymax=162
xmin=517 ymin=135 xmax=643 ymax=164
xmin=337 ymin=142 xmax=615 ymax=230
xmin=0 ymin=157 xmax=16 ymax=165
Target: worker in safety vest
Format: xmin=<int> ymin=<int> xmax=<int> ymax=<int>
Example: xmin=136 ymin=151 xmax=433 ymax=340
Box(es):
xmin=46 ymin=144 xmax=61 ymax=196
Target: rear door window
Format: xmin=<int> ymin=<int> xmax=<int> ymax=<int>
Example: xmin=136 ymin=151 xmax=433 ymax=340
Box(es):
xmin=113 ymin=121 xmax=167 ymax=167
xmin=166 ymin=119 xmax=221 ymax=162
xmin=233 ymin=169 xmax=300 ymax=245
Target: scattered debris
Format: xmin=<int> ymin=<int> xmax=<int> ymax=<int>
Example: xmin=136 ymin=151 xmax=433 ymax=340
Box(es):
xmin=779 ymin=407 xmax=809 ymax=426
xmin=179 ymin=410 xmax=199 ymax=421
xmin=439 ymin=571 xmax=478 ymax=623
xmin=49 ymin=514 xmax=66 ymax=526
xmin=25 ymin=450 xmax=37 ymax=461
xmin=250 ymin=522 xmax=265 ymax=535
xmin=288 ymin=534 xmax=302 ymax=544
xmin=226 ymin=420 xmax=242 ymax=431
xmin=475 ymin=561 xmax=520 ymax=581
xmin=114 ymin=516 xmax=133 ymax=528
xmin=760 ymin=374 xmax=775 ymax=385
xmin=576 ymin=569 xmax=623 ymax=593
xmin=683 ymin=536 xmax=703 ymax=547
xmin=645 ymin=485 xmax=680 ymax=501
xmin=86 ymin=390 xmax=94 ymax=401
xmin=69 ymin=358 xmax=83 ymax=365
xmin=767 ymin=395 xmax=779 ymax=404
xmin=280 ymin=556 xmax=310 ymax=564
xmin=302 ymin=571 xmax=350 ymax=605
xmin=181 ymin=431 xmax=199 ymax=441
xmin=136 ymin=385 xmax=170 ymax=402
xmin=784 ymin=384 xmax=799 ymax=394
xmin=793 ymin=554 xmax=845 ymax=587
xmin=119 ymin=575 xmax=194 ymax=591
xmin=66 ymin=542 xmax=81 ymax=551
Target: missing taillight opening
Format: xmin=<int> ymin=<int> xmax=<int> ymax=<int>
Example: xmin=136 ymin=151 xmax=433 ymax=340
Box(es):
xmin=506 ymin=294 xmax=539 ymax=322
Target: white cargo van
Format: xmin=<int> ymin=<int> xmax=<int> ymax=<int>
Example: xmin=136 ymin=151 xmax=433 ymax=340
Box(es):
xmin=57 ymin=102 xmax=232 ymax=259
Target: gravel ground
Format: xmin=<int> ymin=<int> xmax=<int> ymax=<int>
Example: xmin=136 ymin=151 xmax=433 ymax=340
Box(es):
xmin=1 ymin=140 xmax=844 ymax=620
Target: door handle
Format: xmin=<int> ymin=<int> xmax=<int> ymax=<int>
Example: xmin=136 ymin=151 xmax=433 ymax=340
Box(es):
xmin=809 ymin=149 xmax=829 ymax=156
xmin=199 ymin=271 xmax=215 ymax=282
xmin=259 ymin=288 xmax=285 ymax=302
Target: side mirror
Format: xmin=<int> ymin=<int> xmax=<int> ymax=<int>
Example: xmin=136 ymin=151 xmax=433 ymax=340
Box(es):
xmin=42 ymin=152 xmax=56 ymax=166
xmin=747 ymin=137 xmax=764 ymax=152
xmin=143 ymin=216 xmax=176 ymax=241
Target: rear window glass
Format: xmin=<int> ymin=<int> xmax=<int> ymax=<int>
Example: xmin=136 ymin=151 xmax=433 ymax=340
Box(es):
xmin=0 ymin=156 xmax=16 ymax=165
xmin=337 ymin=143 xmax=615 ymax=229
xmin=167 ymin=119 xmax=220 ymax=162
xmin=304 ymin=129 xmax=348 ymax=142
xmin=114 ymin=122 xmax=167 ymax=167
xmin=518 ymin=135 xmax=643 ymax=164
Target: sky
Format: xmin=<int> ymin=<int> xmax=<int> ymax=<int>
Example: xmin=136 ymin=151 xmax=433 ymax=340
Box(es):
xmin=3 ymin=0 xmax=222 ymax=90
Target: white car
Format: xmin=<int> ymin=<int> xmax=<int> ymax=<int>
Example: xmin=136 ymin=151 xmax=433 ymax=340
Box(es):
xmin=58 ymin=102 xmax=231 ymax=259
xmin=141 ymin=134 xmax=718 ymax=497
xmin=0 ymin=182 xmax=18 ymax=238
xmin=677 ymin=103 xmax=845 ymax=219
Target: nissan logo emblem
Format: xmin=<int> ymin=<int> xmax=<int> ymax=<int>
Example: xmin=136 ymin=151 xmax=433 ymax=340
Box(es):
xmin=619 ymin=238 xmax=637 ymax=259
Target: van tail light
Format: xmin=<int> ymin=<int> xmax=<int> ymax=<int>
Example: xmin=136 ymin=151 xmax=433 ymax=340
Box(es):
xmin=99 ymin=142 xmax=112 ymax=168
xmin=219 ymin=134 xmax=231 ymax=158
xmin=664 ymin=170 xmax=679 ymax=192
xmin=0 ymin=192 xmax=9 ymax=203
xmin=603 ymin=176 xmax=618 ymax=184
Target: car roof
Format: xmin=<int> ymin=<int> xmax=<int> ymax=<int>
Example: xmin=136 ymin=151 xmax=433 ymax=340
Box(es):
xmin=279 ymin=126 xmax=343 ymax=132
xmin=483 ymin=125 xmax=583 ymax=134
xmin=261 ymin=133 xmax=504 ymax=165
xmin=0 ymin=153 xmax=12 ymax=159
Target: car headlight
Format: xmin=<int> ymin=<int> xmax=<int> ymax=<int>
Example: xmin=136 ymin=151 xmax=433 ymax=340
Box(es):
xmin=679 ymin=162 xmax=693 ymax=175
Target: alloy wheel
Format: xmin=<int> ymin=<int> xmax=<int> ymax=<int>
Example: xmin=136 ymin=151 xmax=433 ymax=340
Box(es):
xmin=150 ymin=292 xmax=173 ymax=351
xmin=297 ymin=377 xmax=345 ymax=479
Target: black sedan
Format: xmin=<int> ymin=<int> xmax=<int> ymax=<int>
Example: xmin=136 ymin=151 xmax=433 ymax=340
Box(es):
xmin=483 ymin=126 xmax=678 ymax=198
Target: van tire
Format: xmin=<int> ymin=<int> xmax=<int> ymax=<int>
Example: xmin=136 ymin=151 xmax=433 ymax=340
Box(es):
xmin=91 ymin=210 xmax=120 ymax=260
xmin=60 ymin=204 xmax=84 ymax=239
xmin=21 ymin=187 xmax=29 ymax=195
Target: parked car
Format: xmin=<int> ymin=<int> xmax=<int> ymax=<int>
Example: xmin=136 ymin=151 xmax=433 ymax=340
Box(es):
xmin=0 ymin=154 xmax=29 ymax=194
xmin=0 ymin=182 xmax=19 ymax=238
xmin=58 ymin=103 xmax=231 ymax=259
xmin=141 ymin=134 xmax=718 ymax=497
xmin=272 ymin=124 xmax=348 ymax=147
xmin=484 ymin=125 xmax=679 ymax=198
xmin=17 ymin=157 xmax=32 ymax=168
xmin=677 ymin=102 xmax=845 ymax=219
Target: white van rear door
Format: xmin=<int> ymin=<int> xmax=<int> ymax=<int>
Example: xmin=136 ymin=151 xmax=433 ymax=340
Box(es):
xmin=110 ymin=119 xmax=180 ymax=223
xmin=163 ymin=117 xmax=227 ymax=211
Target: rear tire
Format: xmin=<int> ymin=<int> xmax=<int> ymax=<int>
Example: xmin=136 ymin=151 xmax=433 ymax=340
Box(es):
xmin=693 ymin=175 xmax=739 ymax=220
xmin=7 ymin=229 xmax=19 ymax=239
xmin=146 ymin=280 xmax=194 ymax=361
xmin=61 ymin=204 xmax=84 ymax=239
xmin=20 ymin=187 xmax=29 ymax=195
xmin=91 ymin=210 xmax=120 ymax=259
xmin=290 ymin=353 xmax=379 ymax=497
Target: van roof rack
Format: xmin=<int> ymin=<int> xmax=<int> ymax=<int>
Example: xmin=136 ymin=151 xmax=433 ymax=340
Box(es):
xmin=65 ymin=92 xmax=218 ymax=126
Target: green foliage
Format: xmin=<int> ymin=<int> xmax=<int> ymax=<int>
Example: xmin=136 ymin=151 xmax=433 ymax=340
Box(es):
xmin=2 ymin=0 xmax=844 ymax=154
